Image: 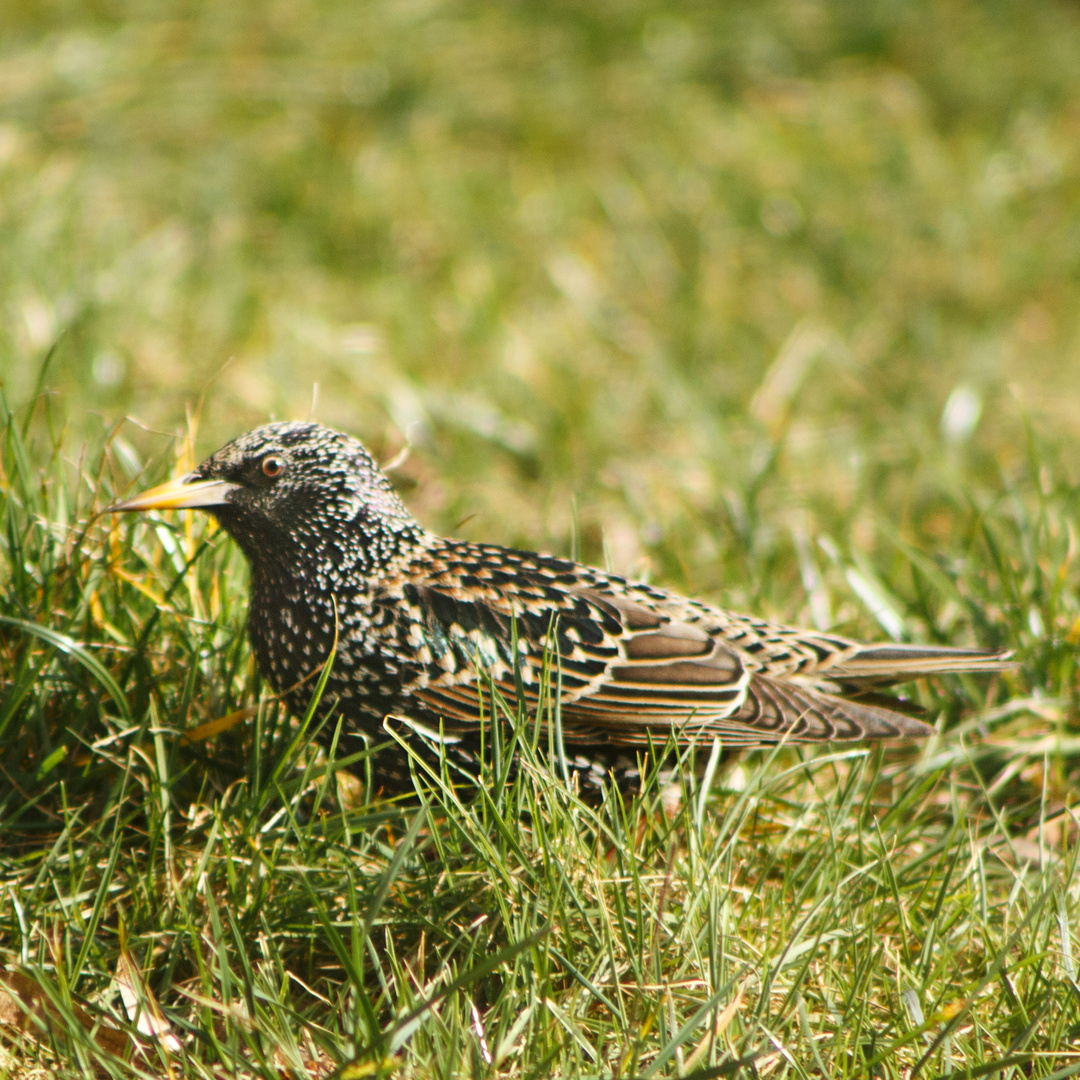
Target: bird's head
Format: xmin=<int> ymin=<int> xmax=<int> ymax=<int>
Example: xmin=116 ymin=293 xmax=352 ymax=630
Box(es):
xmin=110 ymin=422 xmax=420 ymax=563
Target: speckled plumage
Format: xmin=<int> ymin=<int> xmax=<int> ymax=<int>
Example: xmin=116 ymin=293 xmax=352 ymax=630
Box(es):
xmin=115 ymin=422 xmax=1013 ymax=792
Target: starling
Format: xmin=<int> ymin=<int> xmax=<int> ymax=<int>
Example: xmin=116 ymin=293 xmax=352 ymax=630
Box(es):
xmin=111 ymin=422 xmax=1013 ymax=791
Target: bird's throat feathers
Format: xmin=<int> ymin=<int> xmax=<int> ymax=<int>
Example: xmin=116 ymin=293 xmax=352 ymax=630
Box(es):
xmin=217 ymin=493 xmax=426 ymax=587
xmin=241 ymin=505 xmax=428 ymax=695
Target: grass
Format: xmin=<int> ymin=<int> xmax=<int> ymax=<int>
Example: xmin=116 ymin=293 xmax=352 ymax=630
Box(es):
xmin=3 ymin=0 xmax=1080 ymax=1075
xmin=2 ymin=406 xmax=1080 ymax=1078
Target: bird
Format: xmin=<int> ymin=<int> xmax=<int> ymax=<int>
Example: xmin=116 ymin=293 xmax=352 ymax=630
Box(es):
xmin=110 ymin=421 xmax=1013 ymax=793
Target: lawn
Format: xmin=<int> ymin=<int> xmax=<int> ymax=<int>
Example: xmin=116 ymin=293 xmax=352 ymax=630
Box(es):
xmin=2 ymin=0 xmax=1080 ymax=1075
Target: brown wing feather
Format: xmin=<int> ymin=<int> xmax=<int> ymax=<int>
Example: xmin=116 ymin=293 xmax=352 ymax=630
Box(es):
xmin=395 ymin=562 xmax=983 ymax=750
xmin=405 ymin=587 xmax=757 ymax=744
xmin=729 ymin=675 xmax=934 ymax=741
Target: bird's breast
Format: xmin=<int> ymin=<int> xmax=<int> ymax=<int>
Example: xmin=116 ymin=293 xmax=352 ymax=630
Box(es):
xmin=247 ymin=580 xmax=336 ymax=692
xmin=247 ymin=565 xmax=422 ymax=729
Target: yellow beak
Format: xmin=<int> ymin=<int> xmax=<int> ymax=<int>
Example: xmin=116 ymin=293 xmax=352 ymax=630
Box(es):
xmin=109 ymin=475 xmax=240 ymax=513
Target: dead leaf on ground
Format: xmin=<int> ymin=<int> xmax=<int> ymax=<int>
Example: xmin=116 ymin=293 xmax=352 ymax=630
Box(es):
xmin=0 ymin=968 xmax=130 ymax=1060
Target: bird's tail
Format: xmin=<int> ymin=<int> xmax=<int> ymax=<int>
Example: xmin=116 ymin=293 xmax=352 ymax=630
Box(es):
xmin=828 ymin=643 xmax=1016 ymax=687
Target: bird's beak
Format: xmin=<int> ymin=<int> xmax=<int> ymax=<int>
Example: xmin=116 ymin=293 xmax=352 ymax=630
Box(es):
xmin=109 ymin=475 xmax=241 ymax=512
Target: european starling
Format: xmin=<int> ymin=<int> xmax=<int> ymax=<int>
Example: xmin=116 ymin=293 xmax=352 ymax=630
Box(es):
xmin=112 ymin=422 xmax=1012 ymax=791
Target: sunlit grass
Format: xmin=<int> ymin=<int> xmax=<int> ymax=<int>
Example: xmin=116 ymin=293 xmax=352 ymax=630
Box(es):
xmin=3 ymin=376 xmax=1080 ymax=1077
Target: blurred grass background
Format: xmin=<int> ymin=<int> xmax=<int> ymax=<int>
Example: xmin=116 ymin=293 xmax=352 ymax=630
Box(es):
xmin=3 ymin=0 xmax=1079 ymax=601
xmin=4 ymin=0 xmax=1080 ymax=1075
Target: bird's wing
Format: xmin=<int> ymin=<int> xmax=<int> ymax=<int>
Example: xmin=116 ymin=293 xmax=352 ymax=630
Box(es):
xmin=395 ymin=581 xmax=932 ymax=746
xmin=600 ymin=584 xmax=1014 ymax=685
xmin=558 ymin=591 xmax=933 ymax=744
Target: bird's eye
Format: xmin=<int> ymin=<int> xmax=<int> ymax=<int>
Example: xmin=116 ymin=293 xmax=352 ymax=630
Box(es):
xmin=262 ymin=456 xmax=285 ymax=478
